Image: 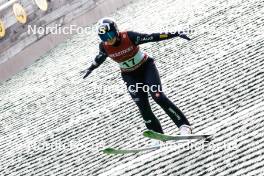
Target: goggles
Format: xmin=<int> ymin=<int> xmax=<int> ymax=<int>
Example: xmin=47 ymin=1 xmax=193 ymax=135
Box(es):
xmin=99 ymin=31 xmax=117 ymax=42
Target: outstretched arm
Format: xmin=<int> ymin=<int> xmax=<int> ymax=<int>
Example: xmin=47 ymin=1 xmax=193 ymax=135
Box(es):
xmin=82 ymin=43 xmax=107 ymax=79
xmin=127 ymin=31 xmax=191 ymax=45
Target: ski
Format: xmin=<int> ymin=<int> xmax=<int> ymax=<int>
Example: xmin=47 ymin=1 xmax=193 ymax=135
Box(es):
xmin=102 ymin=131 xmax=213 ymax=155
xmin=143 ymin=130 xmax=213 ymax=142
xmin=102 ymin=146 xmax=160 ymax=155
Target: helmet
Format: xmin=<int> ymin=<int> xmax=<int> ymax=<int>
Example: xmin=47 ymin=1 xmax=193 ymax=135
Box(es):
xmin=97 ymin=17 xmax=119 ymax=42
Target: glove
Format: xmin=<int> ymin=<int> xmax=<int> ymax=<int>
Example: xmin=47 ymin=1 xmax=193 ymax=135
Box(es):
xmin=81 ymin=69 xmax=92 ymax=79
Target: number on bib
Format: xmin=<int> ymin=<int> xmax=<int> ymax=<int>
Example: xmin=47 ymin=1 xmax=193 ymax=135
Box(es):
xmin=122 ymin=58 xmax=136 ymax=68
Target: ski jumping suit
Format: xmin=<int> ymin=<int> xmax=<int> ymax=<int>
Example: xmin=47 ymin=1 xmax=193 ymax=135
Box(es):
xmin=88 ymin=31 xmax=191 ymax=133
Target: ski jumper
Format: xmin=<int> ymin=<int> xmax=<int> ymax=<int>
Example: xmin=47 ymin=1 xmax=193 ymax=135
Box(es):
xmin=90 ymin=31 xmax=191 ymax=133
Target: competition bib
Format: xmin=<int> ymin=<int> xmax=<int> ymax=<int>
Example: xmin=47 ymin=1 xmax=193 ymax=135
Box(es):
xmin=119 ymin=50 xmax=145 ymax=69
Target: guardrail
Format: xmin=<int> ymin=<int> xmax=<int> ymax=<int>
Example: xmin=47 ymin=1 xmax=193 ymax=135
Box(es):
xmin=0 ymin=0 xmax=18 ymax=12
